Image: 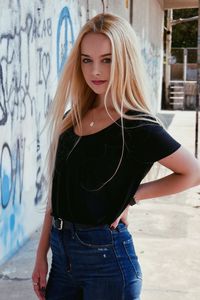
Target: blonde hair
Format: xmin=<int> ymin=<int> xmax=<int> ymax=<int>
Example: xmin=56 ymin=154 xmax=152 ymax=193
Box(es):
xmin=44 ymin=13 xmax=158 ymax=208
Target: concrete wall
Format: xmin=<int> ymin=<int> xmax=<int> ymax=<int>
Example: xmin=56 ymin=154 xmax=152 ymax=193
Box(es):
xmin=0 ymin=0 xmax=82 ymax=265
xmin=132 ymin=0 xmax=164 ymax=110
xmin=0 ymin=0 xmax=164 ymax=265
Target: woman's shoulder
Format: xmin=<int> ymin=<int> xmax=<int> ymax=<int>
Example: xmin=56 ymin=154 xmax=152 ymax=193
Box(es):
xmin=123 ymin=109 xmax=160 ymax=129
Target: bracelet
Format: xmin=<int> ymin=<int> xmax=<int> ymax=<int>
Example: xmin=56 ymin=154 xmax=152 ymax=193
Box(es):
xmin=129 ymin=197 xmax=139 ymax=206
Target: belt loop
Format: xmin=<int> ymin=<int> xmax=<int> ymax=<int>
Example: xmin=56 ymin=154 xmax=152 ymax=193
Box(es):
xmin=116 ymin=222 xmax=126 ymax=232
xmin=116 ymin=226 xmax=120 ymax=232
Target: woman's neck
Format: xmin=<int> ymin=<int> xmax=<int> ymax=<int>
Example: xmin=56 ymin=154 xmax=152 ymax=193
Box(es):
xmin=92 ymin=93 xmax=114 ymax=110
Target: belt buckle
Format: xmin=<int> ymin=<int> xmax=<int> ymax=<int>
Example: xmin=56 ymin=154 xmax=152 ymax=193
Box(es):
xmin=57 ymin=218 xmax=63 ymax=230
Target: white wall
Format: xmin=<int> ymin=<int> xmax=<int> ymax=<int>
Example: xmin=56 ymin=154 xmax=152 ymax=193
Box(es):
xmin=0 ymin=0 xmax=82 ymax=265
xmin=132 ymin=0 xmax=164 ymax=110
xmin=0 ymin=0 xmax=164 ymax=265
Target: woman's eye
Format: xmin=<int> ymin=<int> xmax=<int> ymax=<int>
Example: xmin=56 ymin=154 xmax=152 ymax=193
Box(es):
xmin=82 ymin=58 xmax=91 ymax=63
xmin=103 ymin=58 xmax=112 ymax=63
xmin=82 ymin=58 xmax=111 ymax=64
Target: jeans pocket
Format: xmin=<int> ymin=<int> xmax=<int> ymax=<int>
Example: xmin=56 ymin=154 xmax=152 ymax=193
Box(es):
xmin=75 ymin=228 xmax=113 ymax=248
xmin=123 ymin=238 xmax=142 ymax=279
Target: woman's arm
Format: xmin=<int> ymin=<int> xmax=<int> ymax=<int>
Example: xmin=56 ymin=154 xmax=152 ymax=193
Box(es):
xmin=32 ymin=206 xmax=52 ymax=300
xmin=135 ymin=146 xmax=200 ymax=201
xmin=36 ymin=207 xmax=52 ymax=259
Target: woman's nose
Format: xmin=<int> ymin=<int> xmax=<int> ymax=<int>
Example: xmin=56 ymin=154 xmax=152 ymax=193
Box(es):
xmin=92 ymin=64 xmax=101 ymax=76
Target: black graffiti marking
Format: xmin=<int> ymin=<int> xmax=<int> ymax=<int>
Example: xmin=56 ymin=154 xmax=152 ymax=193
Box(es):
xmin=37 ymin=48 xmax=51 ymax=88
xmin=47 ymin=18 xmax=52 ymax=36
xmin=34 ymin=112 xmax=46 ymax=205
xmin=0 ymin=143 xmax=12 ymax=209
xmin=44 ymin=93 xmax=52 ymax=117
xmin=0 ymin=139 xmax=25 ymax=209
xmin=5 ymin=77 xmax=35 ymax=123
xmin=42 ymin=52 xmax=51 ymax=88
xmin=37 ymin=48 xmax=43 ymax=85
xmin=12 ymin=138 xmax=25 ymax=206
xmin=31 ymin=17 xmax=52 ymax=42
xmin=0 ymin=64 xmax=7 ymax=125
xmin=34 ymin=137 xmax=46 ymax=205
xmin=0 ymin=5 xmax=54 ymax=209
xmin=0 ymin=12 xmax=52 ymax=125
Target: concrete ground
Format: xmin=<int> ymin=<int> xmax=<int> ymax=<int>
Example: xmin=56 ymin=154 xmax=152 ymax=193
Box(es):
xmin=0 ymin=110 xmax=200 ymax=300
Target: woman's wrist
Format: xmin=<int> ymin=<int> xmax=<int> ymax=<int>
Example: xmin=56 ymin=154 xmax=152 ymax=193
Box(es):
xmin=36 ymin=249 xmax=48 ymax=261
xmin=36 ymin=242 xmax=50 ymax=260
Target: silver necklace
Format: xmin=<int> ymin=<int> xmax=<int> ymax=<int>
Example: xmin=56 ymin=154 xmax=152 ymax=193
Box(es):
xmin=89 ymin=109 xmax=95 ymax=127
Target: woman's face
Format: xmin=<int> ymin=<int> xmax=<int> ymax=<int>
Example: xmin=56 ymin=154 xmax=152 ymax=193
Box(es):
xmin=80 ymin=32 xmax=112 ymax=96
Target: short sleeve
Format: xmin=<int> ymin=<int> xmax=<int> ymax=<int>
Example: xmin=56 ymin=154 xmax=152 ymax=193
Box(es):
xmin=133 ymin=124 xmax=181 ymax=163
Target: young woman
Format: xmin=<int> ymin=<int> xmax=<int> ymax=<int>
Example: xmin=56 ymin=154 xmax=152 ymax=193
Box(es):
xmin=32 ymin=13 xmax=200 ymax=300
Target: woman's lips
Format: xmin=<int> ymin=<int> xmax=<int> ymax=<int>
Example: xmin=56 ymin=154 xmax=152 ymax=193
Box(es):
xmin=91 ymin=80 xmax=107 ymax=85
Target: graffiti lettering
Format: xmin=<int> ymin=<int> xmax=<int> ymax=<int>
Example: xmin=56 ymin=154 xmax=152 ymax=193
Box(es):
xmin=0 ymin=2 xmax=75 ymax=266
xmin=0 ymin=64 xmax=7 ymax=125
xmin=37 ymin=48 xmax=51 ymax=88
xmin=31 ymin=17 xmax=52 ymax=42
xmin=57 ymin=6 xmax=74 ymax=76
xmin=0 ymin=139 xmax=25 ymax=209
xmin=0 ymin=13 xmax=52 ymax=124
xmin=0 ymin=143 xmax=12 ymax=209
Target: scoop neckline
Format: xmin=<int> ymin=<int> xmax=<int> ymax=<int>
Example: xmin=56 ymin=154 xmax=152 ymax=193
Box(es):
xmin=72 ymin=109 xmax=133 ymax=138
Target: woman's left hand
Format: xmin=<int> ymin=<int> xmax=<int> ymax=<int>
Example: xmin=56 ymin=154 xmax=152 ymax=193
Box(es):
xmin=110 ymin=205 xmax=129 ymax=229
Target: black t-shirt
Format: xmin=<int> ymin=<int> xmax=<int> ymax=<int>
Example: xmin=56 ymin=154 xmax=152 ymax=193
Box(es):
xmin=51 ymin=110 xmax=181 ymax=225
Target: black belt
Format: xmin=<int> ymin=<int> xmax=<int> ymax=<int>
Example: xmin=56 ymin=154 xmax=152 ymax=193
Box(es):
xmin=52 ymin=217 xmax=103 ymax=231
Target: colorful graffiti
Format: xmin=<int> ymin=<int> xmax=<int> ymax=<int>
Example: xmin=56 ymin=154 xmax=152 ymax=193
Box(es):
xmin=0 ymin=2 xmax=77 ymax=264
xmin=0 ymin=139 xmax=26 ymax=258
xmin=0 ymin=7 xmax=51 ymax=263
xmin=57 ymin=6 xmax=74 ymax=76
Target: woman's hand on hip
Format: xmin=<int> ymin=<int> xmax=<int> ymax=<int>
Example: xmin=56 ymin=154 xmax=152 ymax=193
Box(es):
xmin=110 ymin=205 xmax=129 ymax=229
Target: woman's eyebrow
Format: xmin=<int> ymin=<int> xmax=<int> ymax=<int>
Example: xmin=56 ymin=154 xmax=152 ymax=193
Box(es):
xmin=81 ymin=53 xmax=112 ymax=57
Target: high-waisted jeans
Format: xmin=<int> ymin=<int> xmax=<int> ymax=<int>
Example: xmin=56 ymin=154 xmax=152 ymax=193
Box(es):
xmin=45 ymin=221 xmax=142 ymax=300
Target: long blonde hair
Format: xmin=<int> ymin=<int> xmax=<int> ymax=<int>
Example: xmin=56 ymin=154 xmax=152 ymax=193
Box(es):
xmin=44 ymin=13 xmax=157 ymax=208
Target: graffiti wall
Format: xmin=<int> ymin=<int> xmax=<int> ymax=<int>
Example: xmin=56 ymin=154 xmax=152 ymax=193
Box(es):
xmin=0 ymin=0 xmax=164 ymax=265
xmin=0 ymin=0 xmax=81 ymax=265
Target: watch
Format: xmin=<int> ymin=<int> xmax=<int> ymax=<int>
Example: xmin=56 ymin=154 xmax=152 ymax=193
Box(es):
xmin=129 ymin=197 xmax=139 ymax=206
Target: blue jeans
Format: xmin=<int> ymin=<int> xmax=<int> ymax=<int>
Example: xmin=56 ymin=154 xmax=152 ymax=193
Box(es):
xmin=46 ymin=221 xmax=142 ymax=300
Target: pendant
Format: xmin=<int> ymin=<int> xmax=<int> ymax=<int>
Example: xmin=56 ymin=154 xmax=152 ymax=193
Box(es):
xmin=90 ymin=121 xmax=94 ymax=127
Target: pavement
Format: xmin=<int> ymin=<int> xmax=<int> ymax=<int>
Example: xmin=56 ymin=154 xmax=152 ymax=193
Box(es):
xmin=0 ymin=110 xmax=200 ymax=300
